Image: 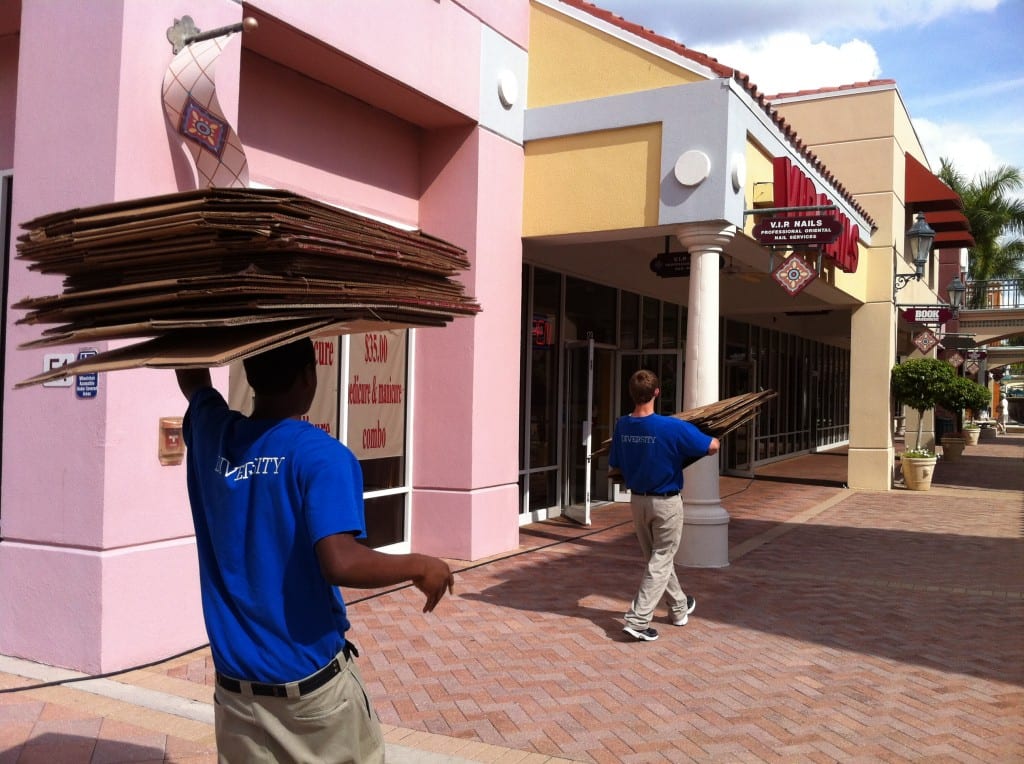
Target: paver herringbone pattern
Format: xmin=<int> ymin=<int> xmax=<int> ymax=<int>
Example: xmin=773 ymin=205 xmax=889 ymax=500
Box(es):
xmin=345 ymin=438 xmax=1024 ymax=762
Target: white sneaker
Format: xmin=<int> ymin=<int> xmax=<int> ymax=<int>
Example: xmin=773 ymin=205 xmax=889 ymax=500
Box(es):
xmin=672 ymin=595 xmax=696 ymax=626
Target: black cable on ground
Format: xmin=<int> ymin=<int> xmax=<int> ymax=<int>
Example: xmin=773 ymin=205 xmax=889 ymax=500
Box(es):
xmin=2 ymin=478 xmax=758 ymax=694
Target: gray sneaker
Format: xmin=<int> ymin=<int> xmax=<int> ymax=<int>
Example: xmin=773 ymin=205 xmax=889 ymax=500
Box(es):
xmin=672 ymin=595 xmax=697 ymax=626
xmin=623 ymin=625 xmax=659 ymax=641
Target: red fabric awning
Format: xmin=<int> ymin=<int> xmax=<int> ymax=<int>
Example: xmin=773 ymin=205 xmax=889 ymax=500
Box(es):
xmin=905 ymin=154 xmax=973 ymax=247
xmin=906 ymin=154 xmax=962 ymax=212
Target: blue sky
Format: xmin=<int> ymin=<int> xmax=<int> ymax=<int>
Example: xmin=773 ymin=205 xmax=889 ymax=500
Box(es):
xmin=590 ymin=0 xmax=1024 ymax=182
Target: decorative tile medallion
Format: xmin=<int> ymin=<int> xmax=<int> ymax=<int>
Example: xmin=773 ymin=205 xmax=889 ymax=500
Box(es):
xmin=913 ymin=329 xmax=938 ymax=354
xmin=965 ymin=361 xmax=980 ymax=374
xmin=772 ymin=254 xmax=817 ymax=296
xmin=946 ymin=352 xmax=963 ymax=367
xmin=179 ymin=97 xmax=227 ymax=157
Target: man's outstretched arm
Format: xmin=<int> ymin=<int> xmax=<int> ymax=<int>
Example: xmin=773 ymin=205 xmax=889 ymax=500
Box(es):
xmin=175 ymin=369 xmax=212 ymax=401
xmin=316 ymin=533 xmax=454 ymax=613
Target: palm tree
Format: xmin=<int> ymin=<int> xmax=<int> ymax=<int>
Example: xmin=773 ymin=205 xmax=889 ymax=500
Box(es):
xmin=938 ymin=160 xmax=1024 ymax=307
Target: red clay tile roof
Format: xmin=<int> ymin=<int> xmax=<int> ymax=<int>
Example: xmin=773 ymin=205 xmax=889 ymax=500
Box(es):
xmin=554 ymin=0 xmax=877 ymax=231
xmin=764 ymin=79 xmax=897 ymax=101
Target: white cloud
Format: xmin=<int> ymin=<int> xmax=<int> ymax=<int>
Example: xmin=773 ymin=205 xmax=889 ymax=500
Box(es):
xmin=913 ymin=118 xmax=1002 ymax=179
xmin=699 ymin=33 xmax=881 ymax=95
xmin=598 ymin=0 xmax=1002 ymax=43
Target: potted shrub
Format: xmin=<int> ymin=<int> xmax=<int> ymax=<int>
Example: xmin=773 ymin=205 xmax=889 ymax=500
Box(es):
xmin=940 ymin=431 xmax=966 ymax=460
xmin=940 ymin=376 xmax=991 ymax=446
xmin=899 ymin=447 xmax=940 ymax=489
xmin=891 ymin=358 xmax=956 ymax=490
xmin=961 ymin=422 xmax=981 ymax=446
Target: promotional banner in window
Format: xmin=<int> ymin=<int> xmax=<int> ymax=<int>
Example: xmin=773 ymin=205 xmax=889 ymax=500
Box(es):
xmin=228 ymin=337 xmax=340 ymax=436
xmin=347 ymin=330 xmax=406 ymax=460
xmin=304 ymin=337 xmax=340 ymax=435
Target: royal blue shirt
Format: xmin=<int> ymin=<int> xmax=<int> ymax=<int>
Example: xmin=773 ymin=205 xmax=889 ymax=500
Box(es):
xmin=183 ymin=387 xmax=366 ymax=683
xmin=609 ymin=414 xmax=713 ymax=494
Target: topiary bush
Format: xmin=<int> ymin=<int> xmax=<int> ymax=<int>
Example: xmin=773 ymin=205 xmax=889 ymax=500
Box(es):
xmin=891 ymin=357 xmax=957 ymax=452
xmin=939 ymin=375 xmax=992 ymax=427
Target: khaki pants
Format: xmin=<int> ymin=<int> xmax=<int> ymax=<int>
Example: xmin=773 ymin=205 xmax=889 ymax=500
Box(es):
xmin=214 ymin=651 xmax=384 ymax=763
xmin=624 ymin=494 xmax=689 ymax=629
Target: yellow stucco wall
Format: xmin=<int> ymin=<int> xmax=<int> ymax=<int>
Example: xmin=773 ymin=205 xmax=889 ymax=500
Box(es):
xmin=528 ymin=2 xmax=704 ymax=108
xmin=523 ymin=123 xmax=662 ymax=236
xmin=744 ymin=138 xmax=775 ymax=235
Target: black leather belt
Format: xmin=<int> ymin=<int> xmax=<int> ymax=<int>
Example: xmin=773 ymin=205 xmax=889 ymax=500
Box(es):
xmin=633 ymin=490 xmax=679 ymax=497
xmin=216 ymin=641 xmax=358 ymax=698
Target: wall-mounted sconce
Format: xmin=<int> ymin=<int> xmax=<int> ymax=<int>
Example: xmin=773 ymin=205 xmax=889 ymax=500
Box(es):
xmin=947 ymin=274 xmax=966 ymax=315
xmin=894 ymin=212 xmax=935 ymax=292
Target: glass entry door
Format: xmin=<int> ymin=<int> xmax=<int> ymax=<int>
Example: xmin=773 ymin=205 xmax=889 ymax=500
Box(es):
xmin=723 ymin=361 xmax=756 ymax=476
xmin=563 ymin=337 xmax=616 ymax=525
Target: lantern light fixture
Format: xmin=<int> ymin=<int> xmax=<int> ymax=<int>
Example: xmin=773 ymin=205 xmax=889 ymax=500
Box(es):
xmin=894 ymin=212 xmax=936 ymax=292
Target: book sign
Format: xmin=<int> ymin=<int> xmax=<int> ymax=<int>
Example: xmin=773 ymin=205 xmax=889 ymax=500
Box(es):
xmin=900 ymin=307 xmax=953 ymax=324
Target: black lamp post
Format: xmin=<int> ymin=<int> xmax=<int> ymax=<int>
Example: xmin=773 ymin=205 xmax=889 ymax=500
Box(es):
xmin=895 ymin=212 xmax=936 ymax=291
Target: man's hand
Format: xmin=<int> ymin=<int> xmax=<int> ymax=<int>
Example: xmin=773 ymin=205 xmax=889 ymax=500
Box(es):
xmin=413 ymin=556 xmax=455 ymax=613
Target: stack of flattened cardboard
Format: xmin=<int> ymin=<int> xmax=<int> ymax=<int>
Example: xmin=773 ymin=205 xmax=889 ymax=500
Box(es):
xmin=14 ymin=188 xmax=480 ymax=387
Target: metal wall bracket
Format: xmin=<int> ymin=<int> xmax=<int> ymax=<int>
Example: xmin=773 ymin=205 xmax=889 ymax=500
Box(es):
xmin=167 ymin=15 xmax=257 ymax=55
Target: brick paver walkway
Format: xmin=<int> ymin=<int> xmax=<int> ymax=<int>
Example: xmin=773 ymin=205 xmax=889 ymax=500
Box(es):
xmin=2 ymin=435 xmax=1021 ymax=762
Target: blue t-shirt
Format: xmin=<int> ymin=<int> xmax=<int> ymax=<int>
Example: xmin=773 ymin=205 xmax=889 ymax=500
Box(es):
xmin=183 ymin=387 xmax=366 ymax=683
xmin=609 ymin=414 xmax=713 ymax=494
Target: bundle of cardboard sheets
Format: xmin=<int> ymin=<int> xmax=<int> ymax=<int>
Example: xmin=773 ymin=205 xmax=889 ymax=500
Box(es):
xmin=14 ymin=188 xmax=480 ymax=387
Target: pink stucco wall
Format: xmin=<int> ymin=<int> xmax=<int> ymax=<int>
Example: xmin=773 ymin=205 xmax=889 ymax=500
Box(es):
xmin=412 ymin=129 xmax=524 ymax=559
xmin=2 ymin=0 xmax=527 ymax=670
xmin=251 ymin=1 xmax=485 ymax=121
xmin=1 ymin=0 xmax=240 ymax=672
xmin=238 ymin=52 xmax=422 ymax=224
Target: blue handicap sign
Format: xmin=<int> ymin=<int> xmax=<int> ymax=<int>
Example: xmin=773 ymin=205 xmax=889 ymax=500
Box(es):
xmin=75 ymin=348 xmax=99 ymax=399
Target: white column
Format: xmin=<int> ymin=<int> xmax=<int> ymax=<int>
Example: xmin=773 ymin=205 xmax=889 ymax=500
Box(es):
xmin=676 ymin=223 xmax=736 ymax=568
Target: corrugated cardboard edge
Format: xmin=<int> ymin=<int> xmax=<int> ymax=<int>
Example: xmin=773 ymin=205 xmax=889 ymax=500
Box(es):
xmin=14 ymin=318 xmax=408 ymax=388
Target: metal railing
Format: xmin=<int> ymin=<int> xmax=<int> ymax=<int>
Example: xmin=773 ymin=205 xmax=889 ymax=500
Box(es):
xmin=964 ymin=278 xmax=1024 ymax=309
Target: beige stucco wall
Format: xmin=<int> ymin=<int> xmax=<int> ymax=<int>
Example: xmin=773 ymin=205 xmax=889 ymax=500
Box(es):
xmin=771 ymin=84 xmax=940 ymax=490
xmin=771 ymin=89 xmax=897 ymax=148
xmin=848 ymin=301 xmax=898 ymax=489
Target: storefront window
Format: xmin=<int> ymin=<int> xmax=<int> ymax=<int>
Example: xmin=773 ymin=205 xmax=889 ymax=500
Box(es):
xmin=531 ymin=269 xmax=561 ymax=469
xmin=346 ymin=329 xmax=409 ymax=547
xmin=565 ymin=277 xmax=616 ymax=343
xmin=641 ymin=297 xmax=659 ymax=348
xmin=661 ymin=303 xmax=679 ymax=349
xmin=620 ymin=291 xmax=640 ymax=349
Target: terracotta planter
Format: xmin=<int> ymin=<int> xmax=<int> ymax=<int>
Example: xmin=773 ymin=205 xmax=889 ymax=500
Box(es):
xmin=901 ymin=455 xmax=937 ymax=491
xmin=941 ymin=437 xmax=965 ymax=461
xmin=962 ymin=428 xmax=980 ymax=446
